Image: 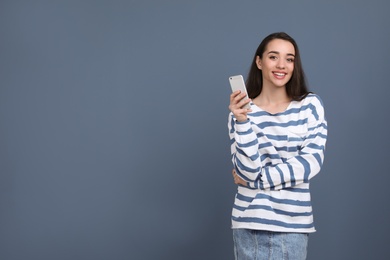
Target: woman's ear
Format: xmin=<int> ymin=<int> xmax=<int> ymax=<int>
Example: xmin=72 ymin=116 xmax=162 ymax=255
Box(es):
xmin=256 ymin=55 xmax=262 ymax=70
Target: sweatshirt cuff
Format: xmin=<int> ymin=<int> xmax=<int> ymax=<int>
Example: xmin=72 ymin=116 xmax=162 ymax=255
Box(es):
xmin=234 ymin=119 xmax=251 ymax=132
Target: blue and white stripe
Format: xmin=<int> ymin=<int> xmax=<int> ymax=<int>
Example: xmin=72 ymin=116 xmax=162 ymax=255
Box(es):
xmin=228 ymin=94 xmax=327 ymax=233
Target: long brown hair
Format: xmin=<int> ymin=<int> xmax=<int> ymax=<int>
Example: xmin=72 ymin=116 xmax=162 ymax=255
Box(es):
xmin=246 ymin=32 xmax=310 ymax=101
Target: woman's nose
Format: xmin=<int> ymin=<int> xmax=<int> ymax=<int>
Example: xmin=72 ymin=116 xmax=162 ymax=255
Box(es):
xmin=276 ymin=60 xmax=285 ymax=69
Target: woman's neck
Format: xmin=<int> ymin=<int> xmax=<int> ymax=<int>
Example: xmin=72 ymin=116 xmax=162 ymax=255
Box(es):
xmin=254 ymin=86 xmax=290 ymax=106
xmin=252 ymin=86 xmax=291 ymax=114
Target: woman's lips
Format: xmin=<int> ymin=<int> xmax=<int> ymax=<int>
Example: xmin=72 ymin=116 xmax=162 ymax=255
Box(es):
xmin=272 ymin=72 xmax=287 ymax=79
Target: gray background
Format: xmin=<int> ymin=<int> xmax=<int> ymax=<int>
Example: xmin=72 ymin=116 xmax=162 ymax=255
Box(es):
xmin=0 ymin=1 xmax=389 ymax=259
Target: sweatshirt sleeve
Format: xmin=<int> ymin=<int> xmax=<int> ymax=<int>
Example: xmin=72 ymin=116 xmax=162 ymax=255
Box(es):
xmin=228 ymin=96 xmax=328 ymax=191
xmin=228 ymin=115 xmax=263 ymax=183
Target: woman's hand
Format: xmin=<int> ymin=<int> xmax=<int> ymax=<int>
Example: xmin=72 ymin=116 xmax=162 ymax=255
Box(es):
xmin=229 ymin=90 xmax=252 ymax=122
xmin=232 ymin=169 xmax=247 ymax=186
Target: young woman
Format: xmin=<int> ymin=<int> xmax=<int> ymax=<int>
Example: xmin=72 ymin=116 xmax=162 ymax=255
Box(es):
xmin=228 ymin=32 xmax=327 ymax=259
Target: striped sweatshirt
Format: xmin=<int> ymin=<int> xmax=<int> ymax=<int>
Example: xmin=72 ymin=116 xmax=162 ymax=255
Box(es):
xmin=228 ymin=93 xmax=327 ymax=233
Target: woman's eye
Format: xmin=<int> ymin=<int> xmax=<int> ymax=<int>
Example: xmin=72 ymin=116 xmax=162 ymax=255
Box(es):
xmin=269 ymin=56 xmax=277 ymax=60
xmin=287 ymin=58 xmax=295 ymax=63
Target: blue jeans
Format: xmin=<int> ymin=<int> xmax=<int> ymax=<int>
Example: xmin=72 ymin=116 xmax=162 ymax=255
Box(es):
xmin=233 ymin=229 xmax=309 ymax=260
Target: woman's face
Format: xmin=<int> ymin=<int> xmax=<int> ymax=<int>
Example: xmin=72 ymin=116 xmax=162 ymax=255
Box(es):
xmin=256 ymin=39 xmax=295 ymax=89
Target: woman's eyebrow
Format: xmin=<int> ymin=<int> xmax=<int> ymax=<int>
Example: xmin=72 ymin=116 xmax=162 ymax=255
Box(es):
xmin=267 ymin=51 xmax=295 ymax=57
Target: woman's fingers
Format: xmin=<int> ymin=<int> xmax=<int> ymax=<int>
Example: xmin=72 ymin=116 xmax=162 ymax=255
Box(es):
xmin=229 ymin=91 xmax=252 ymax=122
xmin=232 ymin=169 xmax=247 ymax=186
xmin=231 ymin=91 xmax=247 ymax=105
xmin=230 ymin=91 xmax=250 ymax=110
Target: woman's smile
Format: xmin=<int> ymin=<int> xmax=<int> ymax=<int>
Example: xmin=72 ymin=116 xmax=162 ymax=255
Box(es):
xmin=272 ymin=71 xmax=287 ymax=79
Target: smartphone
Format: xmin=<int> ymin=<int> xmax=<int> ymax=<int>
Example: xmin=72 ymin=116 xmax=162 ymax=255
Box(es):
xmin=229 ymin=75 xmax=251 ymax=109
